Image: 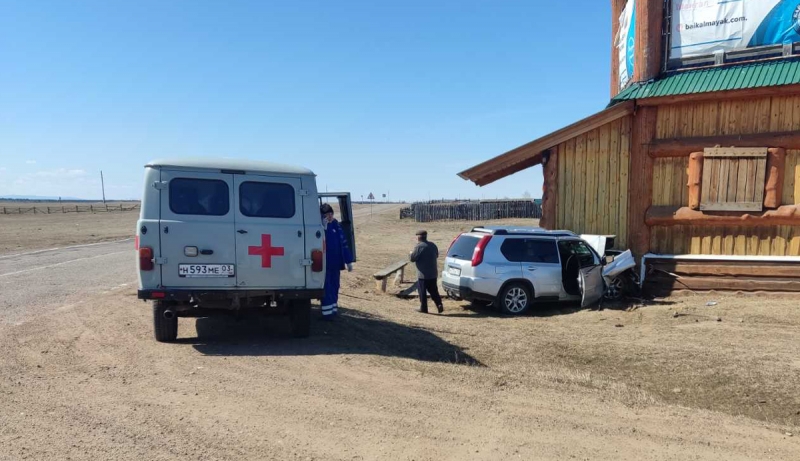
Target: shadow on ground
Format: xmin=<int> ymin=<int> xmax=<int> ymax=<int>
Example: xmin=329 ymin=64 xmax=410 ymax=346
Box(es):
xmin=181 ymin=308 xmax=483 ymax=366
xmin=447 ymin=297 xmax=676 ymax=318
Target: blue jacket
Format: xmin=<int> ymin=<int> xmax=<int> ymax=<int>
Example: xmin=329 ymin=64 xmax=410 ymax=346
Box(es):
xmin=325 ymin=219 xmax=354 ymax=271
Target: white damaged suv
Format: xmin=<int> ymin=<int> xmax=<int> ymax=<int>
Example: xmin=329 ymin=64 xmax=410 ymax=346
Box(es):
xmin=441 ymin=226 xmax=607 ymax=314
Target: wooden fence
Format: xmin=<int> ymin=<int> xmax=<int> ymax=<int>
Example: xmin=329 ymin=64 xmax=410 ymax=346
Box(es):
xmin=402 ymin=200 xmax=542 ymax=223
xmin=1 ymin=204 xmax=141 ymax=215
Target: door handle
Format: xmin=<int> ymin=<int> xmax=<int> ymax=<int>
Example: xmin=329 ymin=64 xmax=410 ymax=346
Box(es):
xmin=237 ymin=229 xmax=248 ymax=234
xmin=200 ymin=249 xmax=214 ymax=255
xmin=526 ymin=267 xmax=537 ymax=271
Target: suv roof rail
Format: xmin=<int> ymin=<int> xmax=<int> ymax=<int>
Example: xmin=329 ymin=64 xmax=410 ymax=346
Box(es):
xmin=470 ymin=226 xmax=577 ymax=237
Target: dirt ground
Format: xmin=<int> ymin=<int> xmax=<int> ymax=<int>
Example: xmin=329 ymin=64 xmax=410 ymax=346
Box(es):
xmin=0 ymin=205 xmax=139 ymax=254
xmin=1 ymin=205 xmax=799 ymax=460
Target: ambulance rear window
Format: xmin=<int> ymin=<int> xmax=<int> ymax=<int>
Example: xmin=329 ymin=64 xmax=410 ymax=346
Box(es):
xmin=169 ymin=178 xmax=230 ymax=216
xmin=239 ymin=181 xmax=296 ymax=218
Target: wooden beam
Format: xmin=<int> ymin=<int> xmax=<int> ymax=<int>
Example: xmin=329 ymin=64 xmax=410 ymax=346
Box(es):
xmin=627 ymin=106 xmax=658 ymax=259
xmin=646 ymin=261 xmax=800 ymax=278
xmin=610 ymin=0 xmax=626 ymax=97
xmin=687 ymin=152 xmax=703 ymax=210
xmin=540 ymin=149 xmax=558 ymax=229
xmin=644 ymin=275 xmax=800 ymax=293
xmin=633 ymin=0 xmax=663 ymax=83
xmin=764 ymin=148 xmax=786 ymax=209
xmin=459 ymin=101 xmax=635 ymax=186
xmin=645 ymin=204 xmax=800 ymax=227
xmin=649 ymin=130 xmax=800 ymax=157
xmin=474 ymin=154 xmax=542 ymax=187
xmin=637 ymin=83 xmax=800 ymax=107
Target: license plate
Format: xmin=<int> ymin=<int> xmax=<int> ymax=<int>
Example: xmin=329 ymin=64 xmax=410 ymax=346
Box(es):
xmin=447 ymin=266 xmax=461 ymax=276
xmin=179 ymin=264 xmax=235 ymax=278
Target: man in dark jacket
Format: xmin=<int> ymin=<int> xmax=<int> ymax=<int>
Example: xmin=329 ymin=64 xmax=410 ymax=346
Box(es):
xmin=409 ymin=230 xmax=443 ymax=314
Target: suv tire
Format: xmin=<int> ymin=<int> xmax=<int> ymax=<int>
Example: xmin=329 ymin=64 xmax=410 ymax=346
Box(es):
xmin=497 ymin=283 xmax=532 ymax=315
xmin=289 ymin=299 xmax=311 ymax=338
xmin=153 ymin=300 xmax=178 ymax=342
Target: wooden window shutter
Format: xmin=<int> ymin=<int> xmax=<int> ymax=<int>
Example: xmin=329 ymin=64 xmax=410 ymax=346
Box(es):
xmin=700 ymin=147 xmax=767 ymax=212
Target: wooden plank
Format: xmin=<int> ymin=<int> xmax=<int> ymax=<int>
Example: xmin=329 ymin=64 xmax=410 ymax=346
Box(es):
xmin=709 ymin=158 xmax=721 ymax=203
xmin=574 ymin=133 xmax=587 ymax=232
xmin=607 ymin=119 xmax=620 ymax=237
xmin=704 ymin=148 xmax=768 ymax=158
xmin=618 ymin=116 xmax=631 ymax=249
xmin=794 ymin=151 xmax=800 ymax=205
xmin=557 ymin=143 xmax=567 ymax=228
xmin=645 ymin=204 xmax=800 ymax=227
xmin=541 ymin=146 xmax=559 ymax=229
xmin=723 ymin=233 xmax=734 ymax=255
xmin=649 ymin=131 xmax=800 ymax=157
xmin=790 ymin=227 xmax=800 ymax=256
xmin=783 ymin=150 xmax=798 ymax=205
xmin=773 ymin=226 xmax=788 ymax=256
xmin=644 ymin=275 xmax=800 ymax=293
xmin=718 ymin=159 xmax=730 ymax=203
xmin=753 ymin=157 xmax=767 ymax=205
xmin=598 ymin=124 xmax=611 ymax=234
xmin=374 ymin=260 xmax=409 ymax=279
xmin=734 ymin=158 xmax=748 ymax=202
xmin=700 ymin=202 xmax=764 ymax=212
xmin=627 ymin=106 xmax=657 ymax=259
xmin=689 ymin=226 xmax=702 ymax=254
xmin=584 ymin=128 xmax=598 ymax=232
xmin=726 ymin=158 xmax=739 ymax=203
xmin=700 ymin=156 xmax=712 ymax=209
xmin=734 ymin=227 xmax=747 ymax=256
xmin=744 ymin=158 xmax=756 ymax=203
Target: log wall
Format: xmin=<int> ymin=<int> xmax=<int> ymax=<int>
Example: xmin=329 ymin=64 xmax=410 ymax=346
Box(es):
xmin=555 ymin=116 xmax=631 ymax=248
xmin=651 ymin=96 xmax=800 ymax=256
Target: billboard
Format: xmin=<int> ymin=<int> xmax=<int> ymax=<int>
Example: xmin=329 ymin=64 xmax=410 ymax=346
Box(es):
xmin=671 ymin=0 xmax=800 ymax=59
xmin=617 ymin=0 xmax=636 ymax=89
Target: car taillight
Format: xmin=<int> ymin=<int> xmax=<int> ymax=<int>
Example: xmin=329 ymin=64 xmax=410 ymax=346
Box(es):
xmin=139 ymin=247 xmax=154 ymax=271
xmin=471 ymin=235 xmax=492 ymax=267
xmin=311 ymin=249 xmax=324 ymax=272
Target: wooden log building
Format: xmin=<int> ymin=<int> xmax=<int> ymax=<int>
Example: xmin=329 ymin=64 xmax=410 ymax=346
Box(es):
xmin=459 ymin=0 xmax=800 ymax=294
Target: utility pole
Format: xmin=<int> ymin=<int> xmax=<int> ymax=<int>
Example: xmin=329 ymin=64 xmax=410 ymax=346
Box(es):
xmin=100 ymin=170 xmax=106 ymax=204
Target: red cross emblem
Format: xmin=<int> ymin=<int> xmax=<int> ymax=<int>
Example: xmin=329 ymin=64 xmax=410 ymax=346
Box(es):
xmin=248 ymin=234 xmax=285 ymax=268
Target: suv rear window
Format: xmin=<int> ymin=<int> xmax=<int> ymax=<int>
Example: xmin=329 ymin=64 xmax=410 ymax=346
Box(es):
xmin=447 ymin=235 xmax=480 ymax=260
xmin=169 ymin=178 xmax=230 ymax=216
xmin=239 ymin=181 xmax=296 ymax=218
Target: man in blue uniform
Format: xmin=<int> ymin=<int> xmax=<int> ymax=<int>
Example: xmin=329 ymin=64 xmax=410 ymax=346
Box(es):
xmin=320 ymin=203 xmax=353 ymax=319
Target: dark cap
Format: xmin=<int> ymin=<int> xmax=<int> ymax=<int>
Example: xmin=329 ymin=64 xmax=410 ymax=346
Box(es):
xmin=415 ymin=230 xmax=428 ymax=236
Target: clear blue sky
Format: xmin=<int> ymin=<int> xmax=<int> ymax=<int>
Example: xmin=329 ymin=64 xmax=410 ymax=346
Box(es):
xmin=0 ymin=0 xmax=612 ymax=201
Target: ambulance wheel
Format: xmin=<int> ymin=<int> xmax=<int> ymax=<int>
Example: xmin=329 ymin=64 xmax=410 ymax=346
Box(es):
xmin=153 ymin=301 xmax=178 ymax=342
xmin=289 ymin=299 xmax=311 ymax=338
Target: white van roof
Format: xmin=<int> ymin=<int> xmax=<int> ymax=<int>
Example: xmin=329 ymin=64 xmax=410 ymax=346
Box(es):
xmin=145 ymin=157 xmax=315 ymax=176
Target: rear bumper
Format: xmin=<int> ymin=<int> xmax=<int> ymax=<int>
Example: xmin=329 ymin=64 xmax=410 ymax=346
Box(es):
xmin=138 ymin=289 xmax=324 ymax=302
xmin=442 ymin=282 xmax=495 ymax=302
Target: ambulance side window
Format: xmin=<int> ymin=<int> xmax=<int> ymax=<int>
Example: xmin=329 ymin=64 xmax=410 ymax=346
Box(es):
xmin=169 ymin=178 xmax=230 ymax=216
xmin=239 ymin=182 xmax=295 ymax=218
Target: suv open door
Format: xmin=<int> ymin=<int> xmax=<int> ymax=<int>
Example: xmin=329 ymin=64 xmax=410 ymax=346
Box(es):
xmin=319 ymin=192 xmax=357 ymax=262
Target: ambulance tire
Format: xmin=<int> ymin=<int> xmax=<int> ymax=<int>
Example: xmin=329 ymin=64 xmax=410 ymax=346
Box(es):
xmin=289 ymin=299 xmax=311 ymax=338
xmin=153 ymin=300 xmax=178 ymax=342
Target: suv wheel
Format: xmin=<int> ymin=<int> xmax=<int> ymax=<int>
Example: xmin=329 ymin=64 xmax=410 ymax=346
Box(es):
xmin=498 ymin=283 xmax=531 ymax=315
xmin=289 ymin=299 xmax=311 ymax=338
xmin=153 ymin=300 xmax=178 ymax=342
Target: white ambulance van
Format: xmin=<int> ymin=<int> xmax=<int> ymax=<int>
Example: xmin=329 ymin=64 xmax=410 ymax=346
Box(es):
xmin=136 ymin=158 xmax=355 ymax=342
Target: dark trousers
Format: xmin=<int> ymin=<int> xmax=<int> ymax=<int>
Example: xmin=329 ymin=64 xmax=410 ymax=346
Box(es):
xmin=417 ymin=278 xmax=443 ymax=311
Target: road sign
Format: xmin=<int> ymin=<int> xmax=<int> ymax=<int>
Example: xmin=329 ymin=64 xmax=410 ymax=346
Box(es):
xmin=367 ymin=193 xmax=374 ymax=200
